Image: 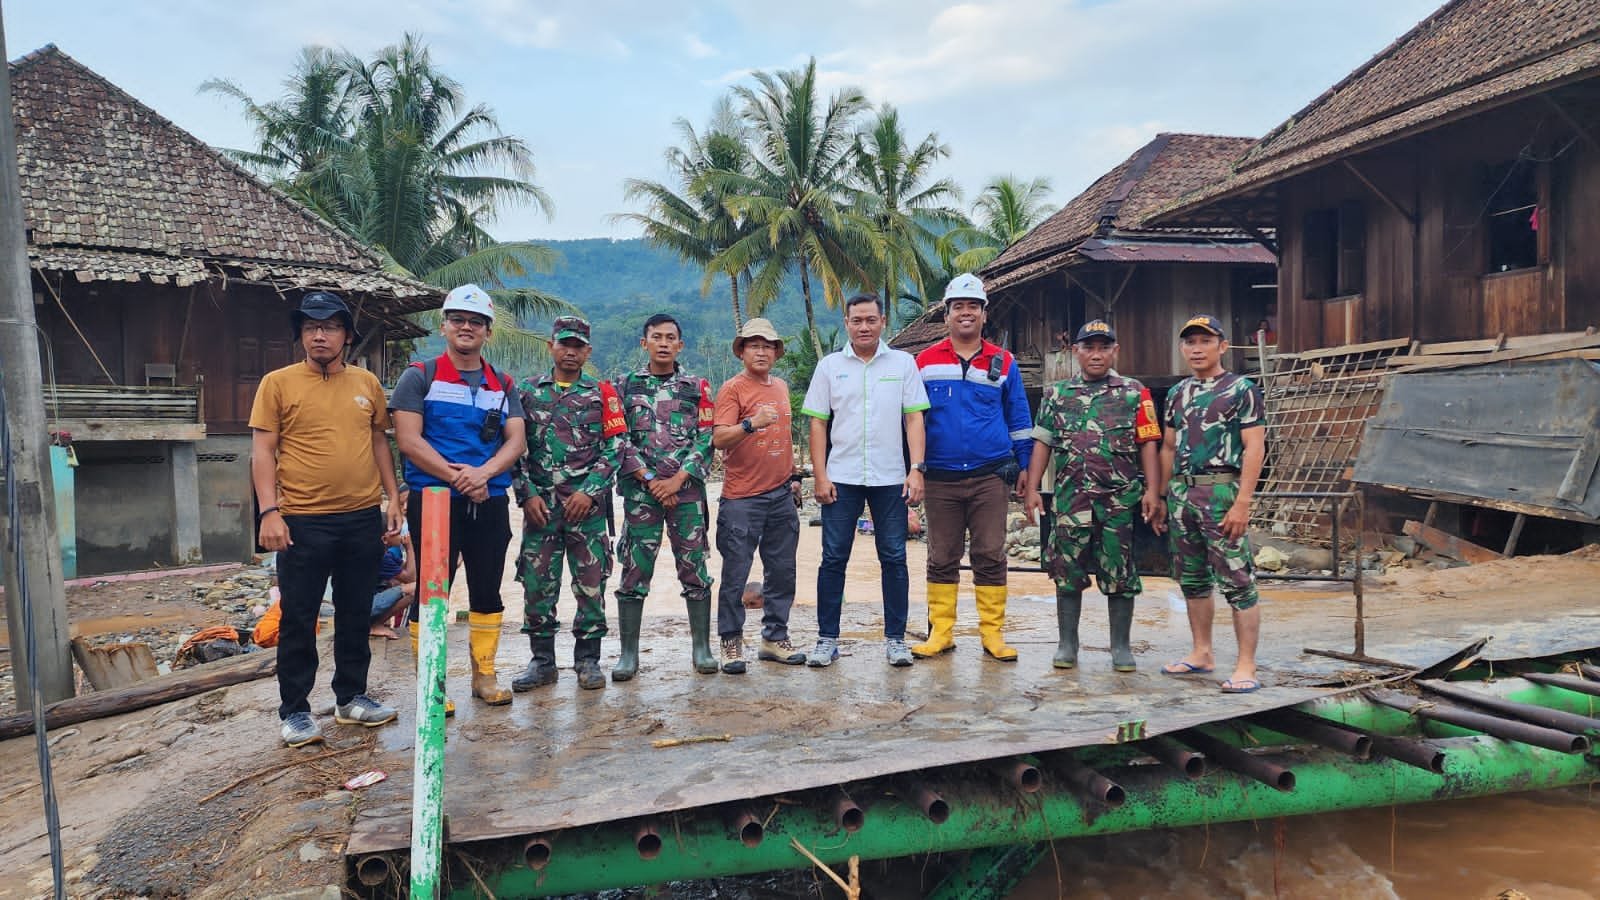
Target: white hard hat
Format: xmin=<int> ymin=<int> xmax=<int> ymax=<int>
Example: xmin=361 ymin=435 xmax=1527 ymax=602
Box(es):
xmin=943 ymin=273 xmax=987 ymax=304
xmin=442 ymin=283 xmax=495 ymax=322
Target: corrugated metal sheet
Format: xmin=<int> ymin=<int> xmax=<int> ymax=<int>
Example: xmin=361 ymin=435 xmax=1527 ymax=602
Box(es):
xmin=1077 ymin=238 xmax=1277 ymax=264
xmin=1353 ymin=358 xmax=1600 ymax=522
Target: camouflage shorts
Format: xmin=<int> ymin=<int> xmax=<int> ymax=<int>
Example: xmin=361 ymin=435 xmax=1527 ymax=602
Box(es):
xmin=1168 ymin=480 xmax=1258 ymax=610
xmin=1045 ymin=485 xmax=1142 ymax=597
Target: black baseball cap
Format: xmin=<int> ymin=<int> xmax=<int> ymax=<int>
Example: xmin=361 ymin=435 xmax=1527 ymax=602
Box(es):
xmin=290 ymin=291 xmax=362 ymax=346
xmin=1074 ymin=320 xmax=1117 ymax=343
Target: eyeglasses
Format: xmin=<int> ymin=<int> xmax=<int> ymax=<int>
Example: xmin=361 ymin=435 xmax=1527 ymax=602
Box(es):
xmin=446 ymin=314 xmax=489 ymax=329
xmin=300 ymin=321 xmax=345 ymax=335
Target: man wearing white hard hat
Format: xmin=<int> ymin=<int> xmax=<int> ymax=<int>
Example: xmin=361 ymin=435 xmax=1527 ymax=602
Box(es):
xmin=391 ymin=284 xmax=529 ymax=709
xmin=912 ymin=273 xmax=1033 ymax=662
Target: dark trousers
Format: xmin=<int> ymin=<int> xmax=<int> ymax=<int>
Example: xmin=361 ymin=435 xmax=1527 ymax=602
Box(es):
xmin=817 ymin=483 xmax=909 ymax=640
xmin=406 ymin=492 xmax=511 ymax=619
xmin=276 ymin=506 xmax=383 ymax=718
xmin=924 ymin=474 xmax=1009 ymax=586
xmin=716 ymin=484 xmax=800 ymax=640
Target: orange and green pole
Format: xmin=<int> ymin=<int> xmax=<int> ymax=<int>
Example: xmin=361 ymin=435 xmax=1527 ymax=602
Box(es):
xmin=411 ymin=486 xmax=450 ymax=899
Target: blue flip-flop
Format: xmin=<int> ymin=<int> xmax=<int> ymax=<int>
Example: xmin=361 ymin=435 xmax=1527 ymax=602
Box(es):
xmin=1220 ymin=678 xmax=1261 ymax=693
xmin=1161 ymin=661 xmax=1214 ymax=675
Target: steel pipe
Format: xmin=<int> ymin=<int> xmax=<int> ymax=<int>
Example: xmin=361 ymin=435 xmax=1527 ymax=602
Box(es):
xmin=1367 ymin=690 xmax=1590 ymax=754
xmin=1580 ymin=664 xmax=1600 ymax=682
xmin=1254 ymin=709 xmax=1373 ymax=760
xmin=1141 ymin=736 xmax=1207 ymax=778
xmin=832 ymin=791 xmax=864 ymax=833
xmin=1418 ymin=680 xmax=1600 ymax=735
xmin=994 ymin=758 xmax=1041 ymax=794
xmin=523 ymin=835 xmax=553 ymax=870
xmin=354 ymin=853 xmax=393 ymax=887
xmin=726 ymin=807 xmax=763 ymax=847
xmin=898 ymin=778 xmax=949 ymax=824
xmin=1365 ymin=732 xmax=1448 ymax=774
xmin=1177 ymin=729 xmax=1296 ymax=791
xmin=1048 ymin=753 xmax=1126 ymax=808
xmin=444 ymin=738 xmax=1599 ymax=898
xmin=634 ymin=820 xmax=662 ymax=860
xmin=1517 ymin=670 xmax=1600 ymax=698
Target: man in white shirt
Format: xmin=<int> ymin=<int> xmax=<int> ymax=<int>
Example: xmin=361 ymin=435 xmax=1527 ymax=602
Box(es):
xmin=801 ymin=294 xmax=930 ymax=668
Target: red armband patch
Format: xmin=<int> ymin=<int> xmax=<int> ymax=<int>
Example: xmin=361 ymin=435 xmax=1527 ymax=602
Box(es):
xmin=599 ymin=382 xmax=627 ymax=438
xmin=1135 ymin=388 xmax=1161 ymax=443
xmin=698 ymin=379 xmax=715 ymax=429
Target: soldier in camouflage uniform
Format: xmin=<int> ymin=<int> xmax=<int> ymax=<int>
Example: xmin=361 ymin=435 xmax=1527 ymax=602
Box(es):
xmin=1022 ymin=321 xmax=1163 ymax=672
xmin=1158 ymin=314 xmax=1267 ymax=693
xmin=612 ymin=313 xmax=718 ymax=681
xmin=511 ymin=315 xmax=625 ymax=691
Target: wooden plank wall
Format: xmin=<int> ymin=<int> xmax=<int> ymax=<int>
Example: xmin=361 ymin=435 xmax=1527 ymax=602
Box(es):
xmin=1276 ymin=83 xmax=1600 ymax=352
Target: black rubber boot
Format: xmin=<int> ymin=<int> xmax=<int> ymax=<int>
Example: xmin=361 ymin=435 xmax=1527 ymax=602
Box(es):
xmin=574 ymin=637 xmax=606 ymax=690
xmin=612 ymin=600 xmax=643 ymax=682
xmin=1108 ymin=593 xmax=1137 ymax=672
xmin=512 ymin=635 xmax=558 ymax=691
xmin=1053 ymin=589 xmax=1082 ymax=670
xmin=685 ymin=598 xmax=719 ymax=674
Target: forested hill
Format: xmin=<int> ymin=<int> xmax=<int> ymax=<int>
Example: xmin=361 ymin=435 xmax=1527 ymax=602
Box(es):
xmin=502 ymin=238 xmax=813 ymax=386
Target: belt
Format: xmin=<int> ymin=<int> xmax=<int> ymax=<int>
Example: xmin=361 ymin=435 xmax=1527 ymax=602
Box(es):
xmin=1174 ymin=472 xmax=1239 ymax=486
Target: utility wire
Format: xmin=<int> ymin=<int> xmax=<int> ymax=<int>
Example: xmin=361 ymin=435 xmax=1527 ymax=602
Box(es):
xmin=0 ymin=362 xmax=66 ymax=899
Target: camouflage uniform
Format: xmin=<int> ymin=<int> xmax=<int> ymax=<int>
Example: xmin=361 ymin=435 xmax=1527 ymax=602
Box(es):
xmin=614 ymin=366 xmax=715 ymax=605
xmin=1165 ymin=372 xmax=1266 ymax=610
xmin=1032 ymin=373 xmax=1162 ymax=594
xmin=513 ymin=372 xmax=624 ymax=639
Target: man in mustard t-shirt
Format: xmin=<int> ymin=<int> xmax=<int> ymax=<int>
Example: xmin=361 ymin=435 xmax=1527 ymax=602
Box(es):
xmin=249 ymin=292 xmax=405 ymax=747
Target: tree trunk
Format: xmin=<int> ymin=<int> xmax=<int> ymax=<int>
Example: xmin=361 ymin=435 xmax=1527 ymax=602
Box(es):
xmin=799 ymin=260 xmax=823 ymax=360
xmin=728 ymin=273 xmax=743 ymax=332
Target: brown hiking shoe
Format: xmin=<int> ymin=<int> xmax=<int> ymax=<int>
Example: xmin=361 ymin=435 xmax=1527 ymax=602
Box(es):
xmin=720 ymin=636 xmax=747 ymax=674
xmin=758 ymin=638 xmax=806 ymax=665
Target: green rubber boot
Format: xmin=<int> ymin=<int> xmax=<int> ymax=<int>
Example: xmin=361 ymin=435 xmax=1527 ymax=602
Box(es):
xmin=1053 ymin=589 xmax=1082 ymax=670
xmin=686 ymin=598 xmax=719 ymax=674
xmin=512 ymin=635 xmax=558 ymax=691
xmin=574 ymin=637 xmax=606 ymax=690
xmin=612 ymin=599 xmax=644 ymax=683
xmin=1108 ymin=593 xmax=1138 ymax=672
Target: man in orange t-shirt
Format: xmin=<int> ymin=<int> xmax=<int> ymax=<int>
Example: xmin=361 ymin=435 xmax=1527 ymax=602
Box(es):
xmin=711 ymin=318 xmax=805 ymax=673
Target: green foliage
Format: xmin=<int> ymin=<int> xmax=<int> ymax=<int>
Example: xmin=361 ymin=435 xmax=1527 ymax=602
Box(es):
xmin=937 ymin=175 xmax=1059 ymax=272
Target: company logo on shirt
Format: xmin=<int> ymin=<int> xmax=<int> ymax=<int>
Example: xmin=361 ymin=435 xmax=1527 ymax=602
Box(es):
xmin=354 ymin=396 xmax=373 ymax=412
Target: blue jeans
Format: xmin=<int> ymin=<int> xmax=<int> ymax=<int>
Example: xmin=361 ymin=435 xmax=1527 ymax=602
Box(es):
xmin=371 ymin=585 xmax=405 ymax=624
xmin=817 ymin=483 xmax=908 ymax=641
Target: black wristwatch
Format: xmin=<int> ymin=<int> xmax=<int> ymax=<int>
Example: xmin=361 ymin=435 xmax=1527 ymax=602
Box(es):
xmin=741 ymin=418 xmax=755 ymax=434
xmin=911 ymin=462 xmax=927 ymax=473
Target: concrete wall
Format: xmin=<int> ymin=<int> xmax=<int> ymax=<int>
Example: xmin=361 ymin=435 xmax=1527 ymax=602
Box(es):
xmin=72 ymin=441 xmax=178 ymax=575
xmin=197 ymin=434 xmax=255 ymax=565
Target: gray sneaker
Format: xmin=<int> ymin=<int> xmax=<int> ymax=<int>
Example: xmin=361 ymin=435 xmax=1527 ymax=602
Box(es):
xmin=806 ymin=637 xmax=839 ymax=668
xmin=758 ymin=637 xmax=806 ymax=665
xmin=886 ymin=639 xmax=914 ymax=667
xmin=334 ymin=695 xmax=398 ymax=727
xmin=280 ymin=711 xmax=324 ymax=748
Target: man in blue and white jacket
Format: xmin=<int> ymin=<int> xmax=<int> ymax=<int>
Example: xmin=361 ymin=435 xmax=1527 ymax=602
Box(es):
xmin=912 ymin=274 xmax=1033 ymax=661
xmin=392 ymin=284 xmax=528 ymax=708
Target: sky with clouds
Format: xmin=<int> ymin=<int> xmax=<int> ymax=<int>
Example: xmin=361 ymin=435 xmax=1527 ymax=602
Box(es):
xmin=8 ymin=0 xmax=1443 ymax=242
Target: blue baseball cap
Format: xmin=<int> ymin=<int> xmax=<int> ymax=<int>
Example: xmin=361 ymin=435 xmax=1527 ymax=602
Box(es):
xmin=1179 ymin=314 xmax=1226 ymax=339
xmin=1074 ymin=320 xmax=1117 ymax=343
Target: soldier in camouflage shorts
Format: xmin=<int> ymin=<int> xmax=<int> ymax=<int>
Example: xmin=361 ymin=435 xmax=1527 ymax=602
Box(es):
xmin=612 ymin=314 xmax=718 ymax=681
xmin=1022 ymin=320 xmax=1163 ymax=672
xmin=511 ymin=316 xmax=625 ymax=691
xmin=1159 ymin=314 xmax=1267 ymax=694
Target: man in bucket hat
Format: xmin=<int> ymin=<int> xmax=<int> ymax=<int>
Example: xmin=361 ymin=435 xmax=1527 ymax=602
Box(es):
xmin=250 ymin=291 xmax=404 ymax=747
xmin=392 ymin=284 xmax=527 ymax=710
xmin=711 ymin=318 xmax=806 ymax=673
xmin=512 ymin=315 xmax=626 ymax=691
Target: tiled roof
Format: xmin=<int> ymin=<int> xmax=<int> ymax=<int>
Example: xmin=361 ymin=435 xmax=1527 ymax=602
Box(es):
xmin=887 ymin=303 xmax=946 ymax=354
xmin=1156 ymin=0 xmax=1600 ymax=223
xmin=11 ymin=45 xmax=441 ymax=306
xmin=980 ymin=133 xmax=1259 ymax=292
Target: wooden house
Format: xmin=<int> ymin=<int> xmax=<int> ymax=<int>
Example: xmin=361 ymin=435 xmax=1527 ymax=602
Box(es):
xmin=1151 ymin=0 xmax=1600 ymax=351
xmin=893 ymin=134 xmax=1276 ymax=393
xmin=12 ymin=46 xmax=438 ymax=575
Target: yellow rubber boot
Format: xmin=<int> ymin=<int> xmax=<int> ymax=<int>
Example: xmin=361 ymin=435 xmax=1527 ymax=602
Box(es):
xmin=911 ymin=583 xmax=959 ymax=658
xmin=975 ymin=585 xmax=1018 ymax=662
xmin=467 ymin=612 xmax=513 ymax=706
xmin=409 ymin=620 xmax=456 ymax=717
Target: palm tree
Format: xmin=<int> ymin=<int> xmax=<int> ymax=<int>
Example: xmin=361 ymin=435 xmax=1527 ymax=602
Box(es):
xmin=937 ymin=175 xmax=1058 ymax=272
xmin=614 ymin=97 xmax=755 ymax=331
xmin=850 ymin=104 xmax=965 ymax=328
xmin=704 ymin=58 xmax=876 ymax=358
xmin=207 ymin=36 xmax=570 ymax=365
